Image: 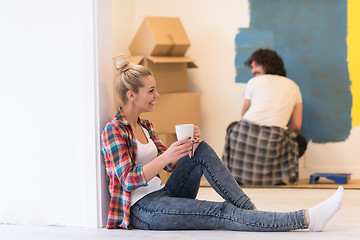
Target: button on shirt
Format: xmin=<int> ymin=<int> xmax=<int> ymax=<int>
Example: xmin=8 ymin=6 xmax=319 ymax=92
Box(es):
xmin=101 ymin=108 xmax=173 ymax=229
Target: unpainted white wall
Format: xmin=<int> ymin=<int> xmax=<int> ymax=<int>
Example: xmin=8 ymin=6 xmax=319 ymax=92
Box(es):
xmin=112 ymin=0 xmax=360 ymax=178
xmin=96 ymin=0 xmax=114 ymax=228
xmin=0 ymin=0 xmax=113 ymax=228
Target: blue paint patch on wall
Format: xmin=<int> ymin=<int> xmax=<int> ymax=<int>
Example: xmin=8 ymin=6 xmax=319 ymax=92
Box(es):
xmin=237 ymin=0 xmax=352 ymax=143
xmin=235 ymin=28 xmax=274 ymax=83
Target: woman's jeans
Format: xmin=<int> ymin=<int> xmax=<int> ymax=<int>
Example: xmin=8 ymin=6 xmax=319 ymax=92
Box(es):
xmin=130 ymin=141 xmax=307 ymax=231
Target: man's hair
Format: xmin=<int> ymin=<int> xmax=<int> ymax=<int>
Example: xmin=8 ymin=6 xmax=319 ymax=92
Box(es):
xmin=244 ymin=48 xmax=287 ymax=77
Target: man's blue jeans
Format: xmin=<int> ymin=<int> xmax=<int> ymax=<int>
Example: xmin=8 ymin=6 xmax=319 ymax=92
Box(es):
xmin=130 ymin=141 xmax=307 ymax=231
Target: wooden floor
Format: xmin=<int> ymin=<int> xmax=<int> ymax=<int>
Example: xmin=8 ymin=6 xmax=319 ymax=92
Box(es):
xmin=200 ymin=178 xmax=360 ymax=189
xmin=2 ymin=187 xmax=359 ymax=240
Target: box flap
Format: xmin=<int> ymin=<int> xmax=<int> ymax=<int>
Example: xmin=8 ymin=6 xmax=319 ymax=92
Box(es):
xmin=146 ymin=17 xmax=190 ymax=46
xmin=129 ymin=17 xmax=191 ymax=56
xmin=129 ymin=18 xmax=157 ymax=56
xmin=146 ymin=56 xmax=197 ymax=68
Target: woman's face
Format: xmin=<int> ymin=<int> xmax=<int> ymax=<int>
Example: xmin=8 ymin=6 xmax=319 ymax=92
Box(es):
xmin=251 ymin=61 xmax=266 ymax=76
xmin=132 ymin=75 xmax=159 ymax=113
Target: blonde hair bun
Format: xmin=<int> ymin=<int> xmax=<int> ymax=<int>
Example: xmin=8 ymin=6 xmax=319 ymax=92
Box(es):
xmin=113 ymin=55 xmax=130 ymax=72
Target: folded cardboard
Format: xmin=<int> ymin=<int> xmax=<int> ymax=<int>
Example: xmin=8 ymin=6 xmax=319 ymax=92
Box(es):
xmin=128 ymin=56 xmax=197 ymax=93
xmin=141 ymin=92 xmax=201 ymax=133
xmin=129 ymin=16 xmax=191 ymax=56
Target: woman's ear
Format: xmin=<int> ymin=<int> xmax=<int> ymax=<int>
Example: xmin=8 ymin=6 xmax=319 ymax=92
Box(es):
xmin=127 ymin=90 xmax=135 ymax=101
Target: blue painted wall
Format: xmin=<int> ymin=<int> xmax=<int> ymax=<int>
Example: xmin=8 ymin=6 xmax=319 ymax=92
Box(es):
xmin=235 ymin=28 xmax=274 ymax=83
xmin=235 ymin=0 xmax=352 ymax=143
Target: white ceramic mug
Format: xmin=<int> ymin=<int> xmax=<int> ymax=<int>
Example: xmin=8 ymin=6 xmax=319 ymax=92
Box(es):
xmin=175 ymin=124 xmax=194 ymax=141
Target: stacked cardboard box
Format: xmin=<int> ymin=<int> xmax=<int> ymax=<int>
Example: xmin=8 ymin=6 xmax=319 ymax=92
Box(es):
xmin=128 ymin=17 xmax=201 ymax=183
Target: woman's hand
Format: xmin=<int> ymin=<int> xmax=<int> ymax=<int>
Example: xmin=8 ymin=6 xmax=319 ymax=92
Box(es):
xmin=192 ymin=126 xmax=201 ymax=153
xmin=193 ymin=126 xmax=201 ymax=143
xmin=142 ymin=137 xmax=192 ymax=181
xmin=161 ymin=137 xmax=193 ymax=165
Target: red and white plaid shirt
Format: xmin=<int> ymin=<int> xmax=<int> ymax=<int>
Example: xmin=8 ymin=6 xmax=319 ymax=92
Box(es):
xmin=101 ymin=108 xmax=173 ymax=229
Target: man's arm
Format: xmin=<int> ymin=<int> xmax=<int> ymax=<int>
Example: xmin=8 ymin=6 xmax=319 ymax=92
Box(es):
xmin=288 ymin=102 xmax=303 ymax=132
xmin=241 ymin=99 xmax=251 ymax=116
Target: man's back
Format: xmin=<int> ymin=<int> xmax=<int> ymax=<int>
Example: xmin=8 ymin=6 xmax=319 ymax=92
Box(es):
xmin=242 ymin=74 xmax=302 ymax=129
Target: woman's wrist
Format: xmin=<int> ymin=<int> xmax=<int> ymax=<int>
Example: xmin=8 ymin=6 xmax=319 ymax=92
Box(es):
xmin=157 ymin=154 xmax=170 ymax=167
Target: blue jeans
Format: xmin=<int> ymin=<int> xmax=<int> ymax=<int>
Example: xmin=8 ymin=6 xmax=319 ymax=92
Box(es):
xmin=130 ymin=141 xmax=307 ymax=231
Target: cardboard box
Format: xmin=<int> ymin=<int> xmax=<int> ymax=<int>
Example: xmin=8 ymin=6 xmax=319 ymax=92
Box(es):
xmin=129 ymin=17 xmax=191 ymax=56
xmin=157 ymin=133 xmax=177 ymax=147
xmin=141 ymin=92 xmax=201 ymax=133
xmin=159 ymin=170 xmax=172 ymax=184
xmin=128 ymin=56 xmax=197 ymax=93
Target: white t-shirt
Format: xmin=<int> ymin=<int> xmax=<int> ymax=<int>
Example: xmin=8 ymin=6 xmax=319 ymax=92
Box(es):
xmin=130 ymin=127 xmax=163 ymax=206
xmin=242 ymin=74 xmax=302 ymax=129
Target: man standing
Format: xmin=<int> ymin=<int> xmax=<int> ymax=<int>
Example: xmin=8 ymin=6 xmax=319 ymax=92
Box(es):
xmin=223 ymin=48 xmax=307 ymax=185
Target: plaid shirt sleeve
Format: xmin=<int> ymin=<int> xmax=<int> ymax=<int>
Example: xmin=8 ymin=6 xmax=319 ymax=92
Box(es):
xmin=102 ymin=124 xmax=148 ymax=192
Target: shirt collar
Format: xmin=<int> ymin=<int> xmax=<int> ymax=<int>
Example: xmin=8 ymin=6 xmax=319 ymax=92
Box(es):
xmin=115 ymin=107 xmax=147 ymax=126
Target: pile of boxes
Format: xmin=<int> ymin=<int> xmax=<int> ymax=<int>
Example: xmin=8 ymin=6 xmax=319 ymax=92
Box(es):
xmin=128 ymin=17 xmax=201 ymax=183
